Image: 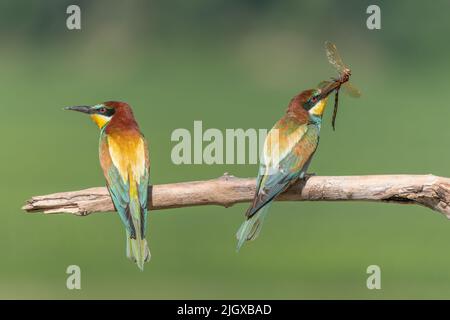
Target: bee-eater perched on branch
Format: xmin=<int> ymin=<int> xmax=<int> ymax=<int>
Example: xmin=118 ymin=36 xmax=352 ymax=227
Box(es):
xmin=65 ymin=101 xmax=150 ymax=270
xmin=236 ymin=81 xmax=341 ymax=250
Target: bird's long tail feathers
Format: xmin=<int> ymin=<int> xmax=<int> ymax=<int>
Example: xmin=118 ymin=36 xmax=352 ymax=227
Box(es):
xmin=126 ymin=231 xmax=151 ymax=271
xmin=236 ymin=204 xmax=271 ymax=251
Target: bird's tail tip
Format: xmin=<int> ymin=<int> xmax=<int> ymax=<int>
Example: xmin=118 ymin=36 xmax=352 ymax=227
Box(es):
xmin=235 ymin=208 xmax=268 ymax=252
xmin=127 ymin=236 xmax=151 ymax=271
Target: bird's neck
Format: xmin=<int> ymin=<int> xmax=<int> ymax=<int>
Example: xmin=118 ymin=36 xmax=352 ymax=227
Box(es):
xmin=309 ymin=114 xmax=322 ymax=129
xmin=104 ymin=109 xmax=140 ymax=135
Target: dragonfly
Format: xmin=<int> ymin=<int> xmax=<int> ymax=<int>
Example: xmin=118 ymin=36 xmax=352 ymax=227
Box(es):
xmin=321 ymin=41 xmax=361 ymax=130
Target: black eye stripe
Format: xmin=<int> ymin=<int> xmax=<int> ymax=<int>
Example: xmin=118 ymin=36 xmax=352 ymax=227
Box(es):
xmin=96 ymin=107 xmax=115 ymax=117
xmin=304 ymin=95 xmax=321 ymax=110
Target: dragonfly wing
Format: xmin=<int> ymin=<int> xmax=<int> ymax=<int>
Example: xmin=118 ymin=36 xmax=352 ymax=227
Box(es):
xmin=325 ymin=41 xmax=346 ymax=74
xmin=343 ymin=82 xmax=361 ymax=98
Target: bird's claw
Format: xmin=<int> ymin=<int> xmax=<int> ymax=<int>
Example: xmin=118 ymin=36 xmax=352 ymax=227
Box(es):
xmin=303 ymin=173 xmax=316 ymax=180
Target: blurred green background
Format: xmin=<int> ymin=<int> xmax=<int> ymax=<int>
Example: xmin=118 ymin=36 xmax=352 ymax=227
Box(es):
xmin=1 ymin=0 xmax=450 ymax=299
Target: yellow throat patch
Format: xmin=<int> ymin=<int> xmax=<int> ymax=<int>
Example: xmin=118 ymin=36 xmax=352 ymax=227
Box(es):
xmin=90 ymin=114 xmax=111 ymax=129
xmin=309 ymin=98 xmax=329 ymax=116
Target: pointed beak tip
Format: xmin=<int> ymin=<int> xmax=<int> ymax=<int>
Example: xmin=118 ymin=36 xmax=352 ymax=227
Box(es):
xmin=63 ymin=105 xmax=91 ymax=114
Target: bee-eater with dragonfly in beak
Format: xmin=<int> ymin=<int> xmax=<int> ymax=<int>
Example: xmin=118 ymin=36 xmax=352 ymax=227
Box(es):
xmin=65 ymin=101 xmax=150 ymax=270
xmin=236 ymin=80 xmax=344 ymax=250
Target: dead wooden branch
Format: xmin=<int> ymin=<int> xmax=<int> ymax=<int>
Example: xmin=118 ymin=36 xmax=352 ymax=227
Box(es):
xmin=21 ymin=174 xmax=450 ymax=218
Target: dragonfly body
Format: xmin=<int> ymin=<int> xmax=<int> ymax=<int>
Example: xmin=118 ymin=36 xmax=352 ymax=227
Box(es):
xmin=324 ymin=41 xmax=361 ymax=130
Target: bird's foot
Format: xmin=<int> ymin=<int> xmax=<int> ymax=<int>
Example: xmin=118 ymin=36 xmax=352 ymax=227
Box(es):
xmin=303 ymin=173 xmax=316 ymax=180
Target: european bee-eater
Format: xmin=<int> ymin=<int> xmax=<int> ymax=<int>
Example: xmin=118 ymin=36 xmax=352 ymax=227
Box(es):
xmin=236 ymin=81 xmax=340 ymax=250
xmin=65 ymin=101 xmax=150 ymax=270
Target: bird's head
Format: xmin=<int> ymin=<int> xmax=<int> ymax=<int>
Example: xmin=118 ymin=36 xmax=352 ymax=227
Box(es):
xmin=64 ymin=101 xmax=132 ymax=129
xmin=295 ymin=81 xmax=340 ymax=117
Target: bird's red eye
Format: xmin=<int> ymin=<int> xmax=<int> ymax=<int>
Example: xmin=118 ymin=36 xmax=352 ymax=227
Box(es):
xmin=99 ymin=107 xmax=107 ymax=113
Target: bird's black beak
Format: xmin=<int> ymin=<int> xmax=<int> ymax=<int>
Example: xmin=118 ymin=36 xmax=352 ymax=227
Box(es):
xmin=319 ymin=80 xmax=340 ymax=100
xmin=64 ymin=106 xmax=92 ymax=114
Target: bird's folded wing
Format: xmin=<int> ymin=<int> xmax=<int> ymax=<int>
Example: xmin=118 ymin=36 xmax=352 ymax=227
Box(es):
xmin=247 ymin=122 xmax=319 ymax=217
xmin=138 ymin=138 xmax=150 ymax=231
xmin=105 ymin=164 xmax=133 ymax=233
